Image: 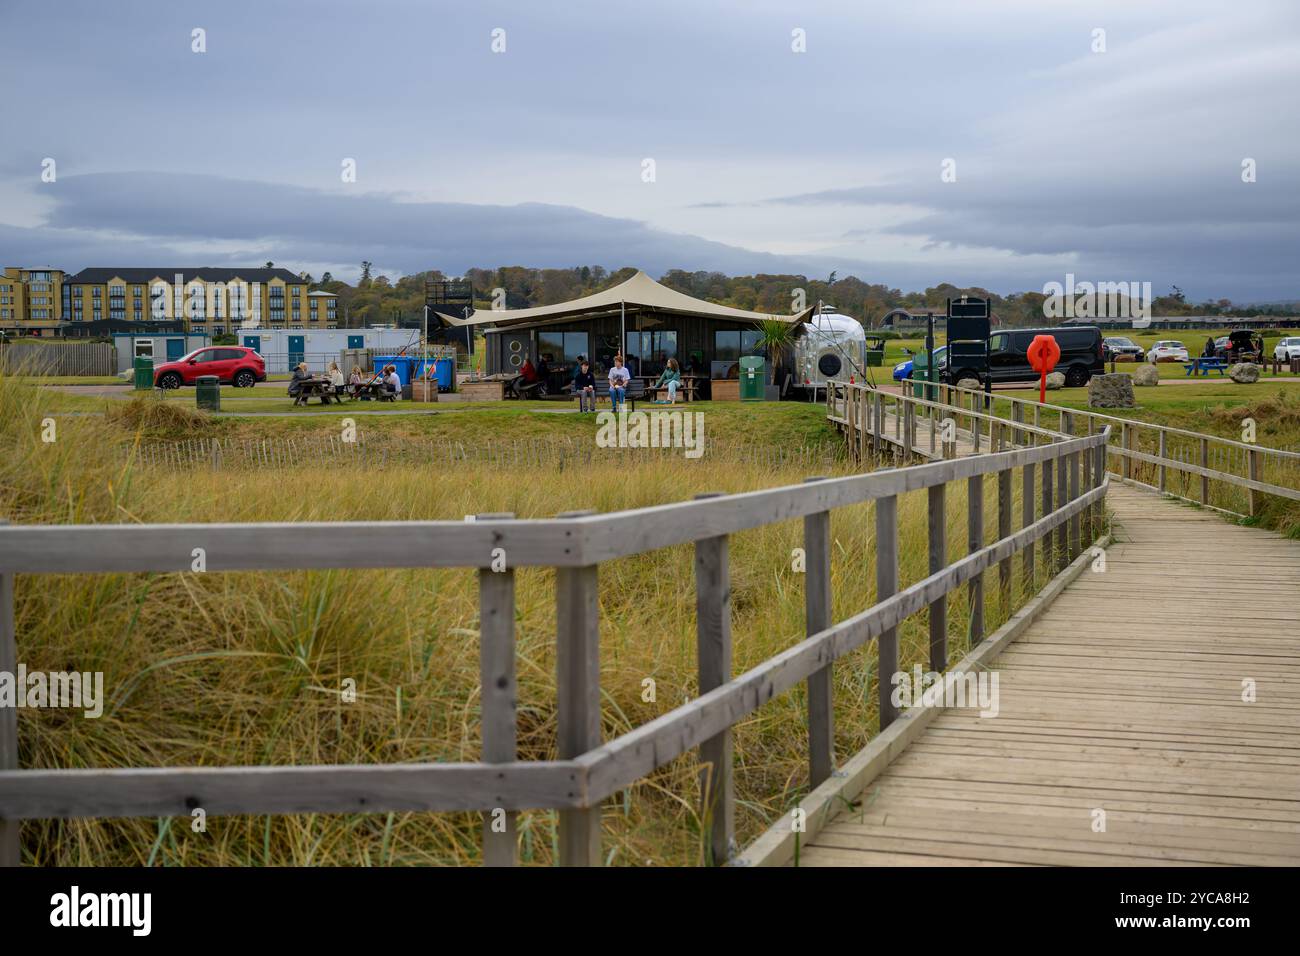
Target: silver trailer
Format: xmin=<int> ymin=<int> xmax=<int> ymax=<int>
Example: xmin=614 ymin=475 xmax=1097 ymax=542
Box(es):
xmin=793 ymin=306 xmax=868 ymax=392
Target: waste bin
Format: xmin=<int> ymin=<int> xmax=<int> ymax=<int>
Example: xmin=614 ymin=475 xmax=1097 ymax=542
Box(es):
xmin=739 ymin=356 xmax=765 ymax=401
xmin=133 ymin=356 xmax=154 ymax=390
xmin=195 ymin=375 xmax=220 ymax=411
xmin=374 ymin=355 xmax=416 ymax=385
xmin=434 ymin=356 xmax=455 ymax=392
xmin=866 ymin=347 xmax=885 ymax=367
xmin=910 ymin=351 xmax=930 ymax=397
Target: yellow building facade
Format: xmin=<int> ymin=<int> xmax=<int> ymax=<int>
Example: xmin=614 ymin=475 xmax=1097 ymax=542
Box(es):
xmin=0 ymin=267 xmax=65 ymax=334
xmin=59 ymin=268 xmax=337 ymax=334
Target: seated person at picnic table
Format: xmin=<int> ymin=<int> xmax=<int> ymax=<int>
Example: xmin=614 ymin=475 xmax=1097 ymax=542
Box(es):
xmin=327 ymin=361 xmax=345 ymax=395
xmin=655 ymin=358 xmax=682 ymax=404
xmin=348 ymin=366 xmax=364 ymax=386
xmin=288 ymin=362 xmax=311 ymax=404
xmin=383 ymin=364 xmax=402 ymax=400
xmin=608 ymin=354 xmax=631 ymax=410
xmin=1203 ymin=337 xmax=1216 ymax=358
xmin=573 ymin=359 xmax=597 ymax=412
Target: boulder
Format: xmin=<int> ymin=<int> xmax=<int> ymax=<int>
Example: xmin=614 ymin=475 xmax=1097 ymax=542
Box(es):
xmin=1132 ymin=363 xmax=1160 ymax=387
xmin=1045 ymin=371 xmax=1066 ymax=390
xmin=1087 ymin=372 xmax=1136 ymax=408
xmin=1229 ymin=362 xmax=1261 ymax=384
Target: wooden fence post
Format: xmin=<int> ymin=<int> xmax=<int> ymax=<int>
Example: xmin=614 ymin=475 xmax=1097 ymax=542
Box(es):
xmin=967 ymin=475 xmax=984 ymax=646
xmin=876 ymin=495 xmax=899 ymax=730
xmin=1121 ymin=423 xmax=1132 ymax=480
xmin=693 ymin=493 xmax=735 ymax=865
xmin=1069 ymin=451 xmax=1081 ymax=559
xmin=477 ymin=513 xmax=518 ymax=867
xmin=0 ymin=526 xmax=16 ymax=866
xmin=1022 ymin=460 xmax=1036 ymax=588
xmin=801 ymin=480 xmax=833 ymax=791
xmin=1200 ymin=437 xmax=1210 ymax=504
xmin=927 ymin=483 xmax=947 ymax=673
xmin=997 ymin=462 xmax=1013 ymax=602
xmin=1055 ymin=446 xmax=1068 ymax=572
xmin=555 ymin=510 xmax=601 ymax=867
xmin=1158 ymin=430 xmax=1167 ymax=494
xmin=1249 ymin=448 xmax=1260 ymax=517
xmin=1041 ymin=457 xmax=1054 ymax=571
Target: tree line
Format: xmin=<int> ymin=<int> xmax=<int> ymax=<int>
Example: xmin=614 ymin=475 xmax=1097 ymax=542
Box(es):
xmin=292 ymin=263 xmax=1298 ymax=329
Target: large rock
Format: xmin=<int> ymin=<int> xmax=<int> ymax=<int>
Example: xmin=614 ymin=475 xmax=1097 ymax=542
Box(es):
xmin=1045 ymin=371 xmax=1066 ymax=390
xmin=1087 ymin=372 xmax=1136 ymax=408
xmin=1132 ymin=363 xmax=1160 ymax=387
xmin=1229 ymin=362 xmax=1261 ymax=384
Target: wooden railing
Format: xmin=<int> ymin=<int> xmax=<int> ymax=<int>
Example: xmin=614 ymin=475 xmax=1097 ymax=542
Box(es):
xmin=826 ymin=377 xmax=1300 ymax=520
xmin=0 ymin=426 xmax=1108 ymax=867
xmin=868 ymin=380 xmax=1300 ymax=519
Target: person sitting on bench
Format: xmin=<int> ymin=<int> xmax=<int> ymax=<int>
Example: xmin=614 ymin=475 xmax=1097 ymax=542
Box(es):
xmin=573 ymin=359 xmax=597 ymax=412
xmin=288 ymin=362 xmax=311 ymax=405
xmin=327 ymin=361 xmax=345 ymax=399
xmin=654 ymin=358 xmax=682 ymax=404
xmin=608 ymin=354 xmax=631 ymax=411
xmin=382 ymin=364 xmax=402 ymax=401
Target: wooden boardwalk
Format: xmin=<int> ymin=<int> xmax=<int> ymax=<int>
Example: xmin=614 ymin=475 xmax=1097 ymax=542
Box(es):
xmin=798 ymin=482 xmax=1300 ymax=866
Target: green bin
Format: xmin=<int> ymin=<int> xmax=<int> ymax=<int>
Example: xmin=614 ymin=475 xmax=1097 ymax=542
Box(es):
xmin=739 ymin=356 xmax=765 ymax=401
xmin=195 ymin=375 xmax=221 ymax=412
xmin=866 ymin=348 xmax=885 ymax=367
xmin=910 ymin=351 xmax=930 ymax=397
xmin=133 ymin=356 xmax=154 ymax=390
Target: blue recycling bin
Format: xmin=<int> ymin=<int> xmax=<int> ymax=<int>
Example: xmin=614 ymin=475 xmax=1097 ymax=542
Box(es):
xmin=434 ymin=357 xmax=454 ymax=391
xmin=374 ymin=355 xmax=416 ymax=386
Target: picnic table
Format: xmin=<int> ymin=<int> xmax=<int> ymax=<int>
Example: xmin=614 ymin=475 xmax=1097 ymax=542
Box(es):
xmin=291 ymin=378 xmax=344 ymax=405
xmin=1183 ymin=358 xmax=1229 ymax=377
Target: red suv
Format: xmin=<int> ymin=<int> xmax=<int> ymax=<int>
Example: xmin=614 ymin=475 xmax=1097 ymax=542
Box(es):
xmin=154 ymin=346 xmax=266 ymax=389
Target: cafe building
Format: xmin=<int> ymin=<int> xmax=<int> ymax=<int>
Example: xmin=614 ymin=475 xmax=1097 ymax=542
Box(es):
xmin=442 ymin=270 xmax=814 ymax=396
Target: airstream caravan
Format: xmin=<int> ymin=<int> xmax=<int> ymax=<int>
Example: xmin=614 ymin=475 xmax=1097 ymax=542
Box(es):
xmin=793 ymin=306 xmax=868 ymax=392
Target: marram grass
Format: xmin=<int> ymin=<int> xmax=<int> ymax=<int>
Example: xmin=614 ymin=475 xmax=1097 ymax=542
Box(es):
xmin=3 ymin=378 xmax=1047 ymax=866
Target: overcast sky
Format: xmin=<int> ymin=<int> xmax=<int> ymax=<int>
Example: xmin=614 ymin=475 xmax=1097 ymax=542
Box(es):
xmin=1 ymin=0 xmax=1296 ymax=300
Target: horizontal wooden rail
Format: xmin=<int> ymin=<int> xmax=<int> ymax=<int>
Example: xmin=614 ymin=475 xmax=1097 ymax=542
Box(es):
xmin=0 ymin=761 xmax=588 ymax=820
xmin=0 ymin=436 xmax=1102 ymax=575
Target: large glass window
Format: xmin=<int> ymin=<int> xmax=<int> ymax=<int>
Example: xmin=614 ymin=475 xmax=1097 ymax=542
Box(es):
xmin=624 ymin=330 xmax=677 ymax=377
xmin=538 ymin=330 xmax=591 ymax=383
xmin=714 ymin=330 xmax=763 ymax=362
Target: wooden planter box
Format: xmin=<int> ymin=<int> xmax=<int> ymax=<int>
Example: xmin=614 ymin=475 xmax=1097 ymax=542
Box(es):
xmin=459 ymin=380 xmax=506 ymax=401
xmin=410 ymin=381 xmax=439 ymax=402
xmin=710 ymin=379 xmax=740 ymax=401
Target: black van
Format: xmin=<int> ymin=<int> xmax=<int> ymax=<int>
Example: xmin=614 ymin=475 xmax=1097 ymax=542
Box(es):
xmin=944 ymin=326 xmax=1105 ymax=388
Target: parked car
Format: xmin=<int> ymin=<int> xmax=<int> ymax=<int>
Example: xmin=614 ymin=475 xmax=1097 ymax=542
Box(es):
xmin=1214 ymin=329 xmax=1263 ymax=362
xmin=943 ymin=327 xmax=1104 ymax=389
xmin=153 ymin=346 xmax=267 ymax=389
xmin=1273 ymin=336 xmax=1300 ymax=362
xmin=892 ymin=346 xmax=947 ymax=382
xmin=1146 ymin=340 xmax=1190 ymax=363
xmin=1103 ymin=336 xmax=1145 ymax=362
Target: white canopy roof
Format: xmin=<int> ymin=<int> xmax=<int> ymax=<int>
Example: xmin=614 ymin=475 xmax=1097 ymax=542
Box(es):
xmin=439 ymin=270 xmax=815 ymax=329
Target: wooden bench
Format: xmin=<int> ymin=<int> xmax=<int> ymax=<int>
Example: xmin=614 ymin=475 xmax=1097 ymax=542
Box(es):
xmin=646 ymin=380 xmax=698 ymax=403
xmin=569 ymin=378 xmax=642 ymax=410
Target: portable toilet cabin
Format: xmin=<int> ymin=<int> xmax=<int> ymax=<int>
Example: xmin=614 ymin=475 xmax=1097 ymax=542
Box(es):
xmin=112 ymin=332 xmax=208 ymax=375
xmin=239 ymin=327 xmax=421 ymax=374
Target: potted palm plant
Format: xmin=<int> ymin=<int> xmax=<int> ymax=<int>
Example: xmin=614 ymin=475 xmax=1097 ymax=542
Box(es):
xmin=753 ymin=318 xmax=798 ymax=400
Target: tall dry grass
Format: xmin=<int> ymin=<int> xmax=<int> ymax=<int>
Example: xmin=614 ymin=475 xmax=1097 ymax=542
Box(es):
xmin=3 ymin=380 xmax=1051 ymax=865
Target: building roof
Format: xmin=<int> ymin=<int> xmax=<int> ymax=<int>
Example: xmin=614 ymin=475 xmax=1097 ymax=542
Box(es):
xmin=440 ymin=270 xmax=815 ymax=329
xmin=64 ymin=267 xmax=307 ymax=285
xmin=307 ymin=290 xmax=338 ymax=298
